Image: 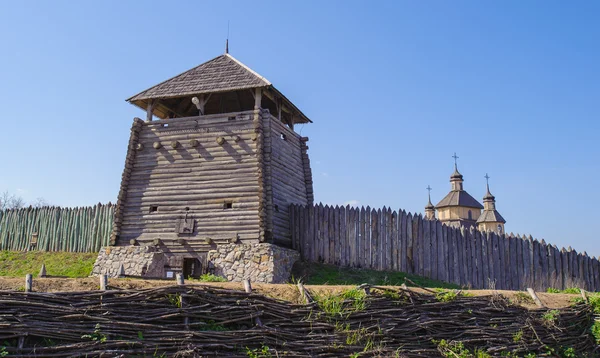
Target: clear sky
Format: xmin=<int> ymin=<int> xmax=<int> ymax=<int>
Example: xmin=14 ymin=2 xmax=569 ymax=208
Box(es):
xmin=1 ymin=1 xmax=598 ymax=255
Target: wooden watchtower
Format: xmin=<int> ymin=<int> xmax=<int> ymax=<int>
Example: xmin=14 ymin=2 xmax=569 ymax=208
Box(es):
xmin=111 ymin=52 xmax=313 ymax=275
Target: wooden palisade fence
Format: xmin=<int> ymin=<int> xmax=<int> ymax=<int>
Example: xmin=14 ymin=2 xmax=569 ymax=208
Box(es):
xmin=290 ymin=204 xmax=600 ymax=292
xmin=0 ymin=204 xmax=114 ymax=252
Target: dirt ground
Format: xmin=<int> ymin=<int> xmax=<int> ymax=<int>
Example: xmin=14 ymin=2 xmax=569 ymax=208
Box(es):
xmin=0 ymin=277 xmax=580 ymax=309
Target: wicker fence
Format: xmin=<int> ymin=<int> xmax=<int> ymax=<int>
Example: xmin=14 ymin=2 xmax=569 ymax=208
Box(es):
xmin=289 ymin=204 xmax=600 ymax=292
xmin=0 ymin=204 xmax=114 ymax=252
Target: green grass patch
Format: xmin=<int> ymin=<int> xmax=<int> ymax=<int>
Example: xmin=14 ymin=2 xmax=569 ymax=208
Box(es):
xmin=293 ymin=262 xmax=459 ymax=289
xmin=0 ymin=251 xmax=96 ymax=277
xmin=546 ymin=287 xmax=580 ymax=294
xmin=315 ymin=288 xmax=367 ymax=317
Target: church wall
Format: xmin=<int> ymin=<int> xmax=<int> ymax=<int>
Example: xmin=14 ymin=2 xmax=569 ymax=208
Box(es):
xmin=479 ymin=222 xmax=505 ymax=233
xmin=114 ymin=111 xmax=262 ymax=255
xmin=263 ymin=114 xmax=311 ymax=247
xmin=438 ymin=206 xmax=481 ymax=221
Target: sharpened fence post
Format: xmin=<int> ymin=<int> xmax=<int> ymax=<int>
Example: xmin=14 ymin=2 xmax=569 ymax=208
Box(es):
xmin=243 ymin=279 xmax=252 ymax=293
xmin=25 ymin=274 xmax=32 ymax=293
xmin=100 ymin=275 xmax=108 ymax=291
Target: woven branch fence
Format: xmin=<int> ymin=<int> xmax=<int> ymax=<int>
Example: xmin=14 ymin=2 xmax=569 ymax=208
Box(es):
xmin=290 ymin=204 xmax=600 ymax=292
xmin=0 ymin=204 xmax=114 ymax=252
xmin=0 ymin=285 xmax=597 ymax=357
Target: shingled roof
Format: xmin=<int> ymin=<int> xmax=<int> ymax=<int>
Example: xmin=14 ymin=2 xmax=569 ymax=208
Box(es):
xmin=477 ymin=210 xmax=506 ymax=224
xmin=435 ymin=191 xmax=484 ymax=209
xmin=128 ymin=54 xmax=271 ymax=101
xmin=127 ymin=53 xmax=311 ymax=123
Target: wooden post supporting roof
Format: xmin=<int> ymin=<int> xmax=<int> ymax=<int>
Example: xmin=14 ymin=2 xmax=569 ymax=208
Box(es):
xmin=254 ymin=88 xmax=262 ymax=109
xmin=146 ymin=100 xmax=155 ymax=122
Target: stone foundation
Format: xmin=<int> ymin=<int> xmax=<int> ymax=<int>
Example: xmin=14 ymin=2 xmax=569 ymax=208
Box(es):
xmin=92 ymin=246 xmax=166 ymax=278
xmin=207 ymin=243 xmax=299 ymax=283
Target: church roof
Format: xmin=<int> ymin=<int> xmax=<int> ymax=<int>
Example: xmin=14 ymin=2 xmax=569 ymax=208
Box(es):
xmin=127 ymin=53 xmax=311 ymax=123
xmin=435 ymin=190 xmax=484 ymax=209
xmin=476 ymin=209 xmax=506 ymax=224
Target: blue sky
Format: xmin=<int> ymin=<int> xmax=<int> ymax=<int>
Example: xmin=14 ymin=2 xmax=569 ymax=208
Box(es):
xmin=1 ymin=1 xmax=598 ymax=254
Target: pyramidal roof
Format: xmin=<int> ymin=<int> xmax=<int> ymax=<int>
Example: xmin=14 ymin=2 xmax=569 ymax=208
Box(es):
xmin=477 ymin=210 xmax=506 ymax=224
xmin=127 ymin=53 xmax=310 ymax=123
xmin=128 ymin=54 xmax=271 ymax=102
xmin=435 ymin=191 xmax=484 ymax=209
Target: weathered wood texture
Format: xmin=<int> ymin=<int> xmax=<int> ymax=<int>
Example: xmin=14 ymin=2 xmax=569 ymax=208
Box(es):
xmin=115 ymin=111 xmax=262 ymax=252
xmin=263 ymin=114 xmax=311 ymax=246
xmin=111 ymin=110 xmax=312 ymax=253
xmin=0 ymin=204 xmax=114 ymax=252
xmin=290 ymin=204 xmax=600 ymax=291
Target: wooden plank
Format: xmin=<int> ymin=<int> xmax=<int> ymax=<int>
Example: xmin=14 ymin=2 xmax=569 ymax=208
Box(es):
xmin=504 ymin=234 xmax=512 ymax=290
xmin=560 ymin=248 xmax=569 ymax=290
xmin=364 ymin=207 xmax=371 ymax=269
xmin=399 ymin=210 xmax=406 ymax=273
xmin=359 ymin=207 xmax=366 ymax=268
xmin=532 ymin=239 xmax=540 ymax=290
xmin=391 ymin=210 xmax=399 ymax=271
xmin=592 ymin=257 xmax=600 ymax=292
xmin=480 ymin=230 xmax=489 ymax=289
xmin=329 ymin=206 xmax=336 ymax=265
xmin=423 ymin=218 xmax=431 ymax=279
xmin=343 ymin=206 xmax=351 ymax=267
xmin=371 ymin=208 xmax=379 ymax=270
xmin=380 ymin=207 xmax=388 ymax=271
xmin=406 ymin=213 xmax=414 ymax=274
xmin=541 ymin=239 xmax=550 ymax=291
xmin=417 ymin=216 xmax=424 ymax=276
xmin=451 ymin=226 xmax=459 ymax=286
xmin=438 ymin=221 xmax=447 ymax=283
xmin=548 ymin=244 xmax=557 ymax=290
xmin=457 ymin=227 xmax=466 ymax=287
xmin=332 ymin=206 xmax=339 ymax=265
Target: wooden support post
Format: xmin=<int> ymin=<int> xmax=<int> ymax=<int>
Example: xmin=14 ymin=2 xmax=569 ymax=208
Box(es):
xmin=297 ymin=281 xmax=313 ymax=304
xmin=243 ymin=279 xmax=252 ymax=293
xmin=176 ymin=273 xmax=184 ymax=285
xmin=146 ymin=100 xmax=155 ymax=122
xmin=100 ymin=275 xmax=108 ymax=291
xmin=580 ymin=288 xmax=588 ymax=303
xmin=254 ymin=88 xmax=262 ymax=109
xmin=25 ymin=274 xmax=32 ymax=293
xmin=526 ymin=288 xmax=544 ymax=308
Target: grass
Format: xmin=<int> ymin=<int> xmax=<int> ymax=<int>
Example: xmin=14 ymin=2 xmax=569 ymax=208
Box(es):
xmin=314 ymin=288 xmax=368 ymax=317
xmin=293 ymin=262 xmax=459 ymax=289
xmin=0 ymin=251 xmax=97 ymax=277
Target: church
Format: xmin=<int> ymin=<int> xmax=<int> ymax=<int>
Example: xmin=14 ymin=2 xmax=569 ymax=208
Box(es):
xmin=425 ymin=154 xmax=506 ymax=233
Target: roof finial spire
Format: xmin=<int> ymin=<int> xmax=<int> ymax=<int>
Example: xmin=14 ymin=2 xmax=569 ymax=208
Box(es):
xmin=484 ymin=173 xmax=490 ymax=192
xmin=452 ymin=152 xmax=459 ymax=170
xmin=426 ymin=185 xmax=432 ymax=202
xmin=225 ymin=20 xmax=230 ymax=54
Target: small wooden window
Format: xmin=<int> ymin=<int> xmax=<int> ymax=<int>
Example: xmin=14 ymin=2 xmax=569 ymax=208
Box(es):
xmin=223 ymin=202 xmax=233 ymax=209
xmin=149 ymin=206 xmax=158 ymax=213
xmin=162 ymin=123 xmax=169 ymax=128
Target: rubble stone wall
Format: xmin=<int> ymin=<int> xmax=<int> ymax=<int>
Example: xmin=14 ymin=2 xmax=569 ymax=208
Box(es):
xmin=92 ymin=246 xmax=166 ymax=278
xmin=207 ymin=243 xmax=299 ymax=283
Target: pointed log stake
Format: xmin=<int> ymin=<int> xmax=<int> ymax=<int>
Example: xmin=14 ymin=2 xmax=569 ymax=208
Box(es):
xmin=243 ymin=279 xmax=252 ymax=293
xmin=526 ymin=288 xmax=544 ymax=308
xmin=297 ymin=281 xmax=313 ymax=304
xmin=580 ymin=288 xmax=588 ymax=303
xmin=39 ymin=264 xmax=47 ymax=278
xmin=118 ymin=263 xmax=125 ymax=278
xmin=176 ymin=273 xmax=184 ymax=285
xmin=100 ymin=275 xmax=108 ymax=291
xmin=25 ymin=274 xmax=32 ymax=292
